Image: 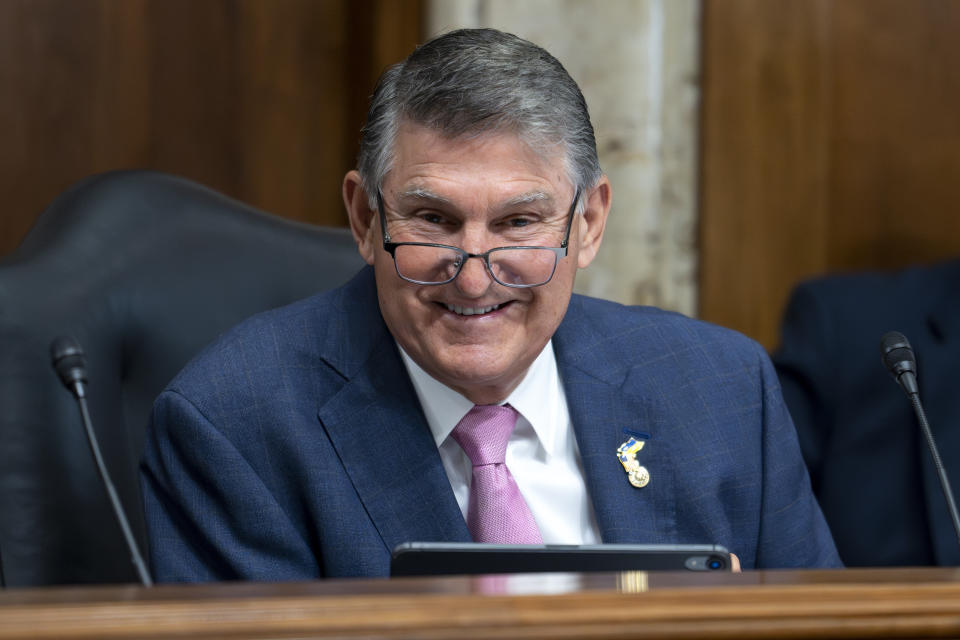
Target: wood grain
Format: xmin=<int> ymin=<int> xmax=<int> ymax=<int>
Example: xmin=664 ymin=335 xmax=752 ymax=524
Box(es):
xmin=699 ymin=0 xmax=960 ymax=349
xmin=699 ymin=0 xmax=832 ymax=348
xmin=1 ymin=568 xmax=959 ymax=639
xmin=827 ymin=0 xmax=960 ymax=271
xmin=0 ymin=0 xmax=422 ymax=257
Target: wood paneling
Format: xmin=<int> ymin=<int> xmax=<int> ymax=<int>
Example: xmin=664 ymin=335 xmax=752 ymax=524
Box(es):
xmin=828 ymin=1 xmax=960 ymax=270
xmin=699 ymin=0 xmax=960 ymax=349
xmin=0 ymin=0 xmax=423 ymax=257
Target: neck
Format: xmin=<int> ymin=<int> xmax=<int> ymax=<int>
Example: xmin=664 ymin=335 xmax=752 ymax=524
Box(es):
xmin=457 ymin=384 xmax=517 ymax=406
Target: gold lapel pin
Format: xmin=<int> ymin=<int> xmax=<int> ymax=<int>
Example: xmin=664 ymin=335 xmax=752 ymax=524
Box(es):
xmin=617 ymin=436 xmax=650 ymax=488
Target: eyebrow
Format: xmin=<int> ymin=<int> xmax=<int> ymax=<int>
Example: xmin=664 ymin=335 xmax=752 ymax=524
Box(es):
xmin=396 ymin=187 xmax=453 ymax=206
xmin=503 ymin=191 xmax=553 ymax=208
xmin=395 ymin=187 xmax=556 ymax=211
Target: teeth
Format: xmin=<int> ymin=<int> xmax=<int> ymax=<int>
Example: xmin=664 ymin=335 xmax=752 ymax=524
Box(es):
xmin=445 ymin=303 xmax=502 ymax=316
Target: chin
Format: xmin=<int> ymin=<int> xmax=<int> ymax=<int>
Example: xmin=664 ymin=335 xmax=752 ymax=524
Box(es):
xmin=436 ymin=354 xmax=524 ymax=396
xmin=436 ymin=359 xmax=508 ymax=387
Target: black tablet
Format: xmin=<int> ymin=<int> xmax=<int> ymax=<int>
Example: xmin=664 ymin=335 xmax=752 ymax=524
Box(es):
xmin=390 ymin=542 xmax=731 ymax=577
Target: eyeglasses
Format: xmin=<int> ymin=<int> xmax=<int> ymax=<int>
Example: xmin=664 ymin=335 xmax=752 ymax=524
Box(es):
xmin=377 ymin=187 xmax=581 ymax=288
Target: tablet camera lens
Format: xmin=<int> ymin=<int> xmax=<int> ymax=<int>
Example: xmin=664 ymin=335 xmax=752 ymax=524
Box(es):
xmin=707 ymin=557 xmax=724 ymax=570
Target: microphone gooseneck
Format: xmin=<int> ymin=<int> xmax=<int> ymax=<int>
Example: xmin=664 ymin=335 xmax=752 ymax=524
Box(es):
xmin=49 ymin=337 xmax=153 ymax=587
xmin=880 ymin=331 xmax=960 ymax=551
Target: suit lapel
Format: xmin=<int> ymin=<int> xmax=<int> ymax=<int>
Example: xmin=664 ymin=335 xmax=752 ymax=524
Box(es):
xmin=916 ymin=268 xmax=960 ymax=565
xmin=555 ymin=296 xmax=678 ymax=544
xmin=315 ymin=270 xmax=470 ymax=553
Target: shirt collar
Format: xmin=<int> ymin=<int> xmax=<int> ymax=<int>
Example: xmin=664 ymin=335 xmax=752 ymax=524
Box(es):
xmin=398 ymin=341 xmax=564 ymax=458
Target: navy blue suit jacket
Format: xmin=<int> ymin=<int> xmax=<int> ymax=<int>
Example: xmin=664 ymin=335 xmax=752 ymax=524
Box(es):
xmin=141 ymin=267 xmax=840 ymax=581
xmin=774 ymin=260 xmax=960 ymax=566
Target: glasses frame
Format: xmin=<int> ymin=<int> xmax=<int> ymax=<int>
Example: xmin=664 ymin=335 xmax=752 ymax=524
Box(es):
xmin=376 ymin=187 xmax=582 ymax=288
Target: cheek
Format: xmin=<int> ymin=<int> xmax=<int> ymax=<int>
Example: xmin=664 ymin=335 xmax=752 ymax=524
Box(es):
xmin=549 ymin=257 xmax=578 ymax=298
xmin=542 ymin=264 xmax=577 ymax=322
xmin=529 ymin=274 xmax=575 ymax=330
xmin=373 ymin=259 xmax=403 ymax=319
xmin=373 ymin=259 xmax=426 ymax=336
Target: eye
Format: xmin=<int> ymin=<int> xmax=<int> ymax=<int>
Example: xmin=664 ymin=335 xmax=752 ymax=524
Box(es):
xmin=419 ymin=212 xmax=450 ymax=226
xmin=505 ymin=216 xmax=536 ymax=228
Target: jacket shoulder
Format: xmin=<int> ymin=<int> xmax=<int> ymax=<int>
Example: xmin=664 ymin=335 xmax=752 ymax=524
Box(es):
xmin=561 ymin=294 xmax=764 ymax=367
xmin=162 ymin=268 xmax=384 ymax=420
xmin=167 ymin=288 xmax=337 ymax=394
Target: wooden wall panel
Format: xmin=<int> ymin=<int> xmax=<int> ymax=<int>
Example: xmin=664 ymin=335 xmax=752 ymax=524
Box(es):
xmin=699 ymin=0 xmax=832 ymax=348
xmin=828 ymin=1 xmax=960 ymax=270
xmin=699 ymin=0 xmax=960 ymax=350
xmin=0 ymin=0 xmax=423 ymax=257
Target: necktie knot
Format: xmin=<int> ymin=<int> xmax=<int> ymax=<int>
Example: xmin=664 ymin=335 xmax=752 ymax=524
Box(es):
xmin=451 ymin=404 xmax=518 ymax=467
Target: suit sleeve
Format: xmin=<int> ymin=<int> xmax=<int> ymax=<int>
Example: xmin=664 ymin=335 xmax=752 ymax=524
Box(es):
xmin=140 ymin=389 xmax=319 ymax=582
xmin=755 ymin=349 xmax=843 ymax=568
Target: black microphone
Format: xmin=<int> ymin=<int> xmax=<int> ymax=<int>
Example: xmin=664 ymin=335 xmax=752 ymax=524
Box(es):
xmin=880 ymin=331 xmax=919 ymax=395
xmin=880 ymin=331 xmax=960 ymax=551
xmin=50 ymin=337 xmax=153 ymax=587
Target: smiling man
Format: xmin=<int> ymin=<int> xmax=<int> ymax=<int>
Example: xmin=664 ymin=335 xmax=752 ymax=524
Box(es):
xmin=141 ymin=28 xmax=841 ymax=581
xmin=345 ymin=121 xmax=605 ymax=406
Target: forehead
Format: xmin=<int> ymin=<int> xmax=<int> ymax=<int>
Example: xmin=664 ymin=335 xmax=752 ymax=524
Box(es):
xmin=384 ymin=121 xmax=572 ymax=207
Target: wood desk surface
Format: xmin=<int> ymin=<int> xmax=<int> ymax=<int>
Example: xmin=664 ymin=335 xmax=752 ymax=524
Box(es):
xmin=1 ymin=568 xmax=959 ymax=639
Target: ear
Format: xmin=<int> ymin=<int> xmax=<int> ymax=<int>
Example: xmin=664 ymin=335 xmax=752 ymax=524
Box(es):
xmin=343 ymin=170 xmax=377 ymax=265
xmin=576 ymin=175 xmax=611 ymax=269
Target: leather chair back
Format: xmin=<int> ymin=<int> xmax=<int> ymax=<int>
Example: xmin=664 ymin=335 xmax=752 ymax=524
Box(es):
xmin=0 ymin=171 xmax=364 ymax=586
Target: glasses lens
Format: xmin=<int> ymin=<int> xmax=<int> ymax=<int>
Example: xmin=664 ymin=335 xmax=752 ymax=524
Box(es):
xmin=488 ymin=247 xmax=559 ymax=287
xmin=393 ymin=244 xmax=463 ymax=284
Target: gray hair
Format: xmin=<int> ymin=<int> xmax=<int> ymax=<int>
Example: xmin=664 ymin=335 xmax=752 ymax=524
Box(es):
xmin=356 ymin=28 xmax=601 ymax=210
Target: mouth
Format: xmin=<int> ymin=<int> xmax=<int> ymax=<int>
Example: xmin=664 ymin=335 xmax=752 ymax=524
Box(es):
xmin=440 ymin=301 xmax=508 ymax=317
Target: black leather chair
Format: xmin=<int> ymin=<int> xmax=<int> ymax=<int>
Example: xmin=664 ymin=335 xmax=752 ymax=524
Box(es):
xmin=0 ymin=171 xmax=365 ymax=586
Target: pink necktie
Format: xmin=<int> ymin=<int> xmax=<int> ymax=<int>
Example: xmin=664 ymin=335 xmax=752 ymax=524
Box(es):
xmin=451 ymin=404 xmax=543 ymax=544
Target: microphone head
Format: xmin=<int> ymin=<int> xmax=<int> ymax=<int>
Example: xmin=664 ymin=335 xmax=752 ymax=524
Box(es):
xmin=50 ymin=335 xmax=88 ymax=390
xmin=880 ymin=331 xmax=918 ymax=394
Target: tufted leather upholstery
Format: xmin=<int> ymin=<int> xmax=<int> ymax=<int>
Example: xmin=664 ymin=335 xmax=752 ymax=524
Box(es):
xmin=0 ymin=171 xmax=364 ymax=586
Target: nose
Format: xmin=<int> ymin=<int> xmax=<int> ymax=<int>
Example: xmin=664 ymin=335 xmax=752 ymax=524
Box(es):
xmin=451 ymin=224 xmax=497 ymax=296
xmin=454 ymin=253 xmax=494 ymax=297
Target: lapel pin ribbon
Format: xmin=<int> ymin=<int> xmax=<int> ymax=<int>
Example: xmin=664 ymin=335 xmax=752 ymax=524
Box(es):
xmin=616 ymin=436 xmax=650 ymax=488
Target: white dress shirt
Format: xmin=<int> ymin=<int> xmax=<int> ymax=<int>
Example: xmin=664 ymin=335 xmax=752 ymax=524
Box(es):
xmin=399 ymin=341 xmax=601 ymax=544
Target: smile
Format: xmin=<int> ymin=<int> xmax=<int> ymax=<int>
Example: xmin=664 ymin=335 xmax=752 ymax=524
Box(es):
xmin=444 ymin=302 xmax=503 ymax=316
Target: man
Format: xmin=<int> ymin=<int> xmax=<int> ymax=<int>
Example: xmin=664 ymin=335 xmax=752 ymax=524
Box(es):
xmin=774 ymin=259 xmax=960 ymax=567
xmin=141 ymin=28 xmax=840 ymax=581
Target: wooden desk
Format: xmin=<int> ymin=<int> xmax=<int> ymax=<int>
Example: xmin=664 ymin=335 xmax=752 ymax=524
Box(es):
xmin=1 ymin=568 xmax=959 ymax=639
